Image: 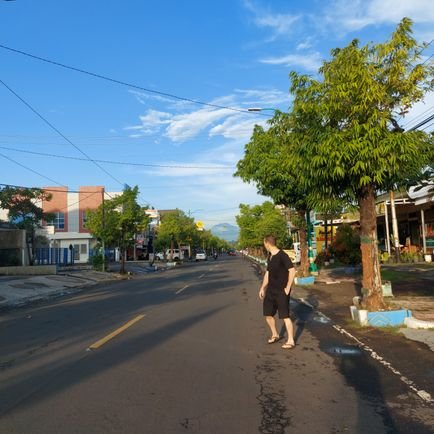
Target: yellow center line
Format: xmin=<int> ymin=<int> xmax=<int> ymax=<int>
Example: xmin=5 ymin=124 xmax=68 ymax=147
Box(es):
xmin=87 ymin=314 xmax=145 ymax=350
xmin=175 ymin=284 xmax=189 ymax=295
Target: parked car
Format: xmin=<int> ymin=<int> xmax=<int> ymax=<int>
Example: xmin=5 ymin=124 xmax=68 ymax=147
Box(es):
xmin=155 ymin=249 xmax=184 ymax=261
xmin=195 ymin=250 xmax=207 ymax=261
xmin=154 ymin=252 xmax=164 ymax=261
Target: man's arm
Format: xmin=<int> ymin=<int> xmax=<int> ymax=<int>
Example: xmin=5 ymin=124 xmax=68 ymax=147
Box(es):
xmin=259 ymin=270 xmax=269 ymax=300
xmin=284 ymin=267 xmax=296 ymax=295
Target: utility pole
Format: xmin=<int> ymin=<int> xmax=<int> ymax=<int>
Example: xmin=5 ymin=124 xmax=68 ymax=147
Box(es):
xmin=389 ymin=190 xmax=400 ymax=262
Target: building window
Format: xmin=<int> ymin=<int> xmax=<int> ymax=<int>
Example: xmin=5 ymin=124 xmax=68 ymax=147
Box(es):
xmin=82 ymin=211 xmax=88 ymax=229
xmin=80 ymin=244 xmax=87 ymax=254
xmin=53 ymin=212 xmax=65 ymax=230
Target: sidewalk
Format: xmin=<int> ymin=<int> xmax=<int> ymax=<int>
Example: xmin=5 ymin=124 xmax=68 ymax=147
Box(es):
xmin=0 ymin=261 xmax=178 ymax=310
xmin=308 ymin=265 xmax=434 ymax=351
xmin=0 ymin=270 xmax=116 ymax=310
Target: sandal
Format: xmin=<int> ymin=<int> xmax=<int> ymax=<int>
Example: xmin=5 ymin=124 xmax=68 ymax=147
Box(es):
xmin=267 ymin=336 xmax=281 ymax=344
xmin=282 ymin=342 xmax=295 ymax=349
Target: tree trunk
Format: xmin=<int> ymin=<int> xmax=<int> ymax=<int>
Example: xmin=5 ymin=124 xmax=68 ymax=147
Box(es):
xmin=170 ymin=238 xmax=174 ymax=261
xmin=359 ymin=185 xmax=385 ymax=311
xmin=120 ymin=247 xmax=126 ymax=274
xmin=298 ymin=210 xmax=309 ymax=277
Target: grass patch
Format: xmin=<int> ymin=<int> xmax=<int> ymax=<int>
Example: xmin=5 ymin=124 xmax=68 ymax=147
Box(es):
xmin=381 ymin=269 xmax=415 ymax=283
xmin=377 ymin=325 xmax=405 ymax=335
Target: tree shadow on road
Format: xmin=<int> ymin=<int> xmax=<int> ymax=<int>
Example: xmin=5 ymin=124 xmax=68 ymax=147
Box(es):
xmin=0 ymin=305 xmax=228 ymax=419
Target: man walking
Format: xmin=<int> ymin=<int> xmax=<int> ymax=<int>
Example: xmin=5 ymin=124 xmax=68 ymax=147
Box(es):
xmin=259 ymin=235 xmax=296 ymax=349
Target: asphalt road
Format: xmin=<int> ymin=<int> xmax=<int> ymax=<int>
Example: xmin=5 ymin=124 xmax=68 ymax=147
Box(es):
xmin=0 ymin=256 xmax=433 ymax=433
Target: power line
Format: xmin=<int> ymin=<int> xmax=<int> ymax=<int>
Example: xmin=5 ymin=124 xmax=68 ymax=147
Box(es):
xmin=402 ymin=106 xmax=434 ymax=129
xmin=0 ymin=145 xmax=235 ymax=170
xmin=0 ymin=152 xmax=65 ymax=186
xmin=0 ymin=183 xmax=108 ymax=194
xmin=408 ymin=113 xmax=434 ymax=131
xmin=0 ymin=78 xmax=125 ymax=187
xmin=0 ymin=43 xmax=271 ymax=117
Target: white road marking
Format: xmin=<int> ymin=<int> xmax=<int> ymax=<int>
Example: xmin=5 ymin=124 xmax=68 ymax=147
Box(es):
xmin=175 ymin=284 xmax=189 ymax=295
xmin=198 ymin=274 xmax=205 ymax=279
xmin=296 ymin=297 xmax=433 ymax=404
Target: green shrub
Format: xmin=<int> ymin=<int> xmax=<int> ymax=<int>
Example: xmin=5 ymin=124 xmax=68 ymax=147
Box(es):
xmin=329 ymin=224 xmax=361 ymax=265
xmin=90 ymin=254 xmax=108 ymax=271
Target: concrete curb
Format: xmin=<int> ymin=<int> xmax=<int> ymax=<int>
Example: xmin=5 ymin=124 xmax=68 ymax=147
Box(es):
xmin=405 ymin=316 xmax=434 ymax=330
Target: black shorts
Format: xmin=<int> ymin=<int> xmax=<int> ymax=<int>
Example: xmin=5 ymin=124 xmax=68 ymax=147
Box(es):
xmin=263 ymin=291 xmax=290 ymax=319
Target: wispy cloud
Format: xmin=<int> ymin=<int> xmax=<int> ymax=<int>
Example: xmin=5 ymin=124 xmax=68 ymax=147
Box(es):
xmin=243 ymin=0 xmax=300 ymax=40
xmin=125 ymin=88 xmax=287 ymax=142
xmin=164 ymin=107 xmax=234 ymax=142
xmin=322 ymin=0 xmax=434 ymax=32
xmin=296 ymin=37 xmax=314 ymax=51
xmin=260 ymin=52 xmax=323 ymax=72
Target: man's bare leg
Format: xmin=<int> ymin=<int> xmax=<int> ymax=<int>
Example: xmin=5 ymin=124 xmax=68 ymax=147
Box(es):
xmin=265 ymin=316 xmax=279 ymax=339
xmin=283 ymin=318 xmax=295 ymax=345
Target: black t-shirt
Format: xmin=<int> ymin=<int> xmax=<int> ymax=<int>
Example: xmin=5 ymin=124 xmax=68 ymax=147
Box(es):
xmin=266 ymin=250 xmax=294 ymax=293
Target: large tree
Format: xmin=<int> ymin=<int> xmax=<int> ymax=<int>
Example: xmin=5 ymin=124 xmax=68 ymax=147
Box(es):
xmin=235 ymin=114 xmax=339 ymax=276
xmin=0 ymin=186 xmax=53 ymax=264
xmin=289 ymin=18 xmax=434 ymax=310
xmin=86 ymin=186 xmax=149 ymax=274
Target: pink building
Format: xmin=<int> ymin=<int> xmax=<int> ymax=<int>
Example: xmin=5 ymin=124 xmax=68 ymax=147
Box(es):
xmin=39 ymin=186 xmax=119 ymax=263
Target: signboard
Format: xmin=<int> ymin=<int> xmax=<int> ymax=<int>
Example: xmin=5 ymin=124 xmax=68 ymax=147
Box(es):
xmin=196 ymin=221 xmax=204 ymax=231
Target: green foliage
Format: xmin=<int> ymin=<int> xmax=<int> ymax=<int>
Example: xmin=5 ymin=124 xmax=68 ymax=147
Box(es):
xmin=90 ymin=252 xmax=108 ymax=271
xmin=156 ymin=209 xmax=197 ymax=249
xmin=86 ymin=185 xmax=150 ymax=268
xmin=289 ymin=18 xmax=433 ymax=203
xmin=0 ymin=186 xmax=53 ymax=232
xmin=329 ymin=224 xmax=361 ymax=265
xmin=236 ymin=201 xmax=291 ymax=250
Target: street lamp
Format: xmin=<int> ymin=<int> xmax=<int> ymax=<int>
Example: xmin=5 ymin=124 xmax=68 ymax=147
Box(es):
xmin=247 ymin=107 xmax=280 ymax=113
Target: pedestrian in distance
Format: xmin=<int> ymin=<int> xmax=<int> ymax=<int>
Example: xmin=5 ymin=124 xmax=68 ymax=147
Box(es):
xmin=259 ymin=235 xmax=296 ymax=349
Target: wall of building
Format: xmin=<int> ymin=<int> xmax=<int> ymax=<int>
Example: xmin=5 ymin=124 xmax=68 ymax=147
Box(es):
xmin=79 ymin=186 xmax=104 ymax=233
xmin=68 ymin=192 xmax=79 ymax=232
xmin=42 ymin=186 xmax=68 ymax=231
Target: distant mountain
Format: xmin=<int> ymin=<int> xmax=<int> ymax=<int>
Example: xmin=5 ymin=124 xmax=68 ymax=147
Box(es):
xmin=211 ymin=223 xmax=239 ymax=242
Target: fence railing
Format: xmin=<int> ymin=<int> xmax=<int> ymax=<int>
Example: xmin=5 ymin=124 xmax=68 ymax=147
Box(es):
xmin=34 ymin=248 xmax=72 ymax=266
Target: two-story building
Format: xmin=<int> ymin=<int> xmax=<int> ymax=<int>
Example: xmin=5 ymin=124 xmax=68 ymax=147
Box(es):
xmin=39 ymin=186 xmax=121 ymax=263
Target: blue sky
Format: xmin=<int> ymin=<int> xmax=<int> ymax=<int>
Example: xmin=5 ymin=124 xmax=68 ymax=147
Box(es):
xmin=1 ymin=0 xmax=433 ymax=227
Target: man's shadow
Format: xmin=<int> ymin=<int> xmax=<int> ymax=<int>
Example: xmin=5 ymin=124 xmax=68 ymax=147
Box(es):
xmin=279 ymin=299 xmax=314 ymax=343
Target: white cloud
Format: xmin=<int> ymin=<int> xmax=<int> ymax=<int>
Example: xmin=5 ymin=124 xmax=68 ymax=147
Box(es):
xmin=208 ymin=113 xmax=264 ymax=140
xmin=126 ymin=87 xmax=286 ymax=142
xmin=234 ymin=88 xmax=291 ymax=106
xmin=260 ymin=52 xmax=323 ymax=72
xmin=125 ymin=109 xmax=172 ymax=136
xmin=323 ymin=0 xmax=434 ymax=32
xmin=243 ymin=0 xmax=300 ymax=40
xmin=296 ymin=37 xmax=314 ymax=51
xmin=164 ymin=107 xmax=234 ymax=142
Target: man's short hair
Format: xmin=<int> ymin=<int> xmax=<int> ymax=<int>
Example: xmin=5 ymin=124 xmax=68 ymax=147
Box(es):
xmin=264 ymin=235 xmax=276 ymax=246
